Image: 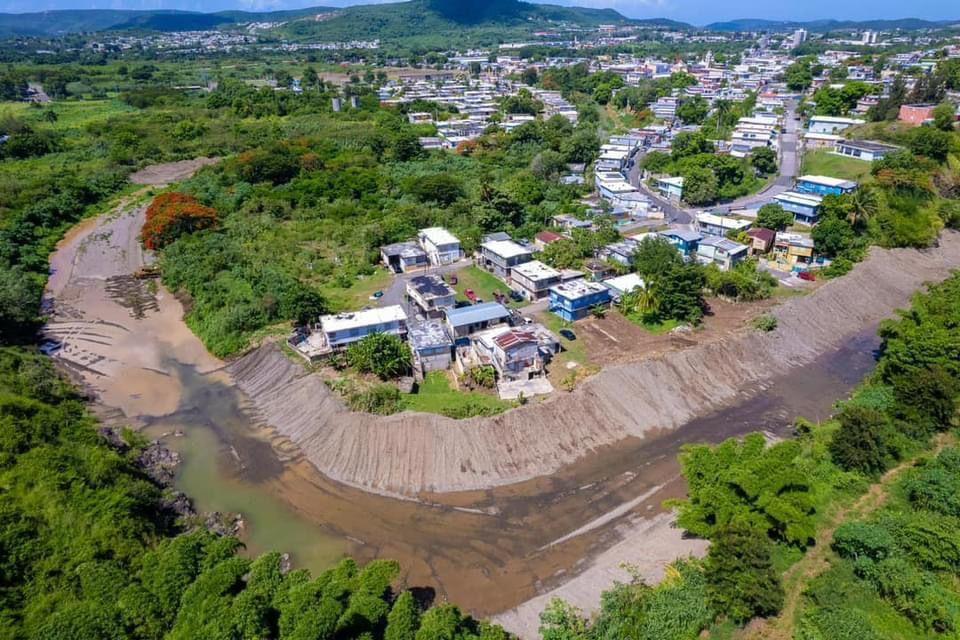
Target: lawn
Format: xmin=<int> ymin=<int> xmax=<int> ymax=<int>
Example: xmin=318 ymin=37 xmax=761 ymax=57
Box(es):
xmin=800 ymin=150 xmax=874 ymax=182
xmin=318 ymin=268 xmax=393 ymax=311
xmin=401 ymin=371 xmax=514 ymax=418
xmin=622 ymin=313 xmax=681 ymax=334
xmin=451 ymin=265 xmax=523 ymax=308
xmin=535 ymin=310 xmax=590 ymax=365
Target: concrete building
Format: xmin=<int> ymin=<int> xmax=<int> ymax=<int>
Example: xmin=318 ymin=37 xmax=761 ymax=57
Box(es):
xmin=444 ymin=302 xmax=511 ymax=339
xmin=418 ymin=227 xmax=462 ymax=266
xmin=774 ymin=191 xmax=823 ymax=226
xmin=602 ymin=273 xmax=645 ymax=300
xmin=695 ymin=212 xmax=752 ymax=236
xmin=381 ymin=241 xmax=427 ymax=273
xmin=316 ymin=306 xmax=408 ymax=351
xmin=834 ymin=140 xmax=900 ymax=162
xmin=406 ymin=275 xmax=456 ymax=318
xmin=510 ymin=260 xmax=562 ymax=301
xmin=795 ymin=175 xmax=858 ymax=196
xmin=696 ymin=236 xmax=749 ymax=271
xmin=548 ymin=280 xmax=612 ymax=322
xmin=408 ymin=320 xmax=454 ymax=373
xmin=479 ymin=240 xmax=533 ymax=280
xmin=807 ymin=115 xmax=865 ymax=134
xmin=656 ymin=176 xmax=684 ymax=201
xmin=659 ymin=229 xmax=703 ymax=259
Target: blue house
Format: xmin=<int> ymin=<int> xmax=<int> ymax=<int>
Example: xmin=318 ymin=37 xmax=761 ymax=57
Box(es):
xmin=549 ymin=280 xmax=611 ymax=322
xmin=795 ymin=175 xmax=858 ymax=196
xmin=774 ymin=191 xmax=823 ymax=226
xmin=658 ymin=229 xmax=703 ymax=259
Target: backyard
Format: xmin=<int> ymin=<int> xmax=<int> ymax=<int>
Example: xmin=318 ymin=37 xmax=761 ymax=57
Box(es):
xmin=401 ymin=371 xmax=514 ymax=418
xmin=800 ymin=149 xmax=873 ymax=182
xmin=452 ymin=265 xmax=525 ymax=308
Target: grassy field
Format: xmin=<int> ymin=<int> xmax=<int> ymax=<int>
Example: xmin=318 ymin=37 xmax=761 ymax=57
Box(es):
xmin=401 ymin=371 xmax=513 ymax=417
xmin=318 ymin=268 xmax=393 ymax=312
xmin=800 ymin=149 xmax=874 ymax=182
xmin=451 ymin=265 xmax=523 ymax=308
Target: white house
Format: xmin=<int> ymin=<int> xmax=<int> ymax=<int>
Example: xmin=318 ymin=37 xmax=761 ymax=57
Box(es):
xmin=418 ymin=227 xmax=462 ymax=266
xmin=510 ymin=260 xmax=562 ymax=301
xmin=696 ymin=236 xmax=749 ymax=271
xmin=834 ymin=139 xmax=900 ymax=162
xmin=316 ymin=306 xmax=408 ymax=350
xmin=656 ymin=176 xmax=684 ymax=201
xmin=807 ymin=115 xmax=865 ymax=135
xmin=602 ymin=273 xmax=645 ymax=301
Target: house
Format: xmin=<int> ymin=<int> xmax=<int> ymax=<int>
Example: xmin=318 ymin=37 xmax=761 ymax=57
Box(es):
xmin=472 ymin=323 xmax=560 ymax=381
xmin=381 ymin=241 xmax=427 ymax=273
xmin=479 ymin=240 xmax=533 ymax=279
xmin=795 ymin=175 xmax=858 ymax=196
xmin=534 ymin=230 xmax=564 ymax=250
xmin=609 ymin=190 xmax=651 ymax=214
xmin=802 ymin=131 xmax=844 ymax=150
xmin=695 ymin=212 xmax=752 ymax=237
xmin=746 ymin=227 xmax=776 ymax=255
xmin=835 ymin=139 xmax=900 ymax=162
xmin=317 ymin=306 xmax=408 ymax=350
xmin=552 ymin=214 xmax=594 ymax=231
xmin=418 ymin=227 xmax=462 ymax=266
xmin=898 ymin=104 xmax=936 ymax=125
xmin=659 ymin=229 xmax=703 ymax=259
xmin=406 ymin=275 xmax=456 ymax=318
xmin=807 ymin=115 xmax=865 ymax=134
xmin=582 ymin=260 xmax=613 ymax=282
xmin=656 ymin=176 xmax=684 ymax=201
xmin=600 ymin=239 xmax=639 ymax=266
xmin=482 ymin=231 xmax=512 ymax=243
xmin=602 ymin=273 xmax=645 ymax=301
xmin=549 ymin=280 xmax=612 ymax=322
xmin=510 ymin=260 xmax=562 ymax=301
xmin=473 ymin=327 xmax=541 ymax=381
xmin=774 ymin=191 xmax=823 ymax=226
xmin=408 ymin=320 xmax=454 ymax=373
xmin=772 ymin=233 xmax=816 ymax=271
xmin=444 ymin=302 xmax=511 ymax=339
xmin=696 ymin=236 xmax=749 ymax=271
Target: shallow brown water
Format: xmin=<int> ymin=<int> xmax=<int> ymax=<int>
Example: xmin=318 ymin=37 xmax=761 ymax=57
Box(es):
xmin=141 ymin=329 xmax=879 ymax=616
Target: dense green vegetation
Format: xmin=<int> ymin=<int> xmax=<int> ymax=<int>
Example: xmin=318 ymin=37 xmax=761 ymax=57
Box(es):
xmin=540 ymin=270 xmax=960 ymax=639
xmin=0 ymin=347 xmax=512 ymax=640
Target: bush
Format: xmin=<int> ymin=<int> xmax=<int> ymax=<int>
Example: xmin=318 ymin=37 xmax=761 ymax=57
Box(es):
xmin=828 ymin=405 xmax=897 ymax=475
xmin=346 ymin=333 xmax=412 ymax=380
xmin=831 ymin=522 xmax=897 ymax=562
xmin=753 ymin=314 xmax=778 ymax=332
xmin=705 ymin=523 xmax=784 ymax=623
xmin=347 ymin=384 xmax=402 ymax=415
xmin=755 ymin=202 xmax=793 ymax=230
xmin=141 ymin=192 xmax=218 ymax=251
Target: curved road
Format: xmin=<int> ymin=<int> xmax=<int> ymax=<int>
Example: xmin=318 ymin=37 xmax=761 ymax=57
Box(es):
xmin=629 ymin=100 xmax=800 ymax=221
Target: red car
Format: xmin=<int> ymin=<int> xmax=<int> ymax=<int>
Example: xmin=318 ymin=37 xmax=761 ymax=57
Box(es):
xmin=797 ymin=271 xmax=816 ymax=282
xmin=464 ymin=288 xmax=477 ymax=302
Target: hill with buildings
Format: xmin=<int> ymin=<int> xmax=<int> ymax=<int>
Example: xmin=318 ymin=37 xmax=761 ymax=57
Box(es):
xmin=705 ymin=17 xmax=955 ymax=32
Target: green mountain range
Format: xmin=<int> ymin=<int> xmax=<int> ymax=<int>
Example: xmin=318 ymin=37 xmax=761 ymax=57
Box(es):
xmin=0 ymin=0 xmax=688 ymax=42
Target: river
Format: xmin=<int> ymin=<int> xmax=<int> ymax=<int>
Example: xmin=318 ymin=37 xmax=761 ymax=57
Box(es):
xmin=45 ymin=186 xmax=883 ymax=627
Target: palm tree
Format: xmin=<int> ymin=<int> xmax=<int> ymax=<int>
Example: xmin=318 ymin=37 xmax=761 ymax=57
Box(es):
xmin=846 ymin=185 xmax=880 ymax=229
xmin=618 ymin=286 xmax=658 ymax=318
xmin=713 ymin=99 xmax=732 ymax=135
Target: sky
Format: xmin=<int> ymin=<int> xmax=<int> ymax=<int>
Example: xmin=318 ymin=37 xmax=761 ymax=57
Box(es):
xmin=0 ymin=0 xmax=957 ymax=26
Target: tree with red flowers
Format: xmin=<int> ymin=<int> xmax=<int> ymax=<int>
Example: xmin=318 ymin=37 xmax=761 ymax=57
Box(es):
xmin=141 ymin=192 xmax=218 ymax=250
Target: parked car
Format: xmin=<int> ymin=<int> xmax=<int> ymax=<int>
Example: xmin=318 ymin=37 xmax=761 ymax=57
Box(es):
xmin=465 ymin=288 xmax=477 ymax=302
xmin=508 ymin=290 xmax=523 ymax=302
xmin=522 ymin=317 xmax=534 ymax=325
xmin=39 ymin=340 xmax=62 ymax=356
xmin=559 ymin=329 xmax=576 ymax=341
xmin=797 ymin=271 xmax=816 ymax=282
xmin=371 ymin=290 xmax=384 ymax=298
xmin=446 ymin=274 xmax=458 ymax=285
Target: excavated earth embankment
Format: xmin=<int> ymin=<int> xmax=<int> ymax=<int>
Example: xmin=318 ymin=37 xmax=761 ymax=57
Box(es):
xmin=231 ymin=233 xmax=960 ymax=495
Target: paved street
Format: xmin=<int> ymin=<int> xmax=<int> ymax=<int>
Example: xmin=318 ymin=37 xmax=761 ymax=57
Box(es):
xmin=629 ymin=99 xmax=800 ymax=222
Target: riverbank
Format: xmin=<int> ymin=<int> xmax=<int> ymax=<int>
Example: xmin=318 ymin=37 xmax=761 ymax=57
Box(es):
xmin=230 ymin=232 xmax=960 ymax=496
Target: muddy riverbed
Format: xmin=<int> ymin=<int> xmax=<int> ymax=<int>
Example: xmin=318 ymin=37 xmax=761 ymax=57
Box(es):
xmin=42 ymin=167 xmax=955 ymax=636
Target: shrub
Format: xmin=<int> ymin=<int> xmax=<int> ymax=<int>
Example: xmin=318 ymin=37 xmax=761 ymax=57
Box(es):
xmin=828 ymin=405 xmax=896 ymax=475
xmin=705 ymin=523 xmax=784 ymax=623
xmin=831 ymin=522 xmax=897 ymax=562
xmin=347 ymin=384 xmax=402 ymax=415
xmin=141 ymin=192 xmax=218 ymax=251
xmin=346 ymin=333 xmax=411 ymax=380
